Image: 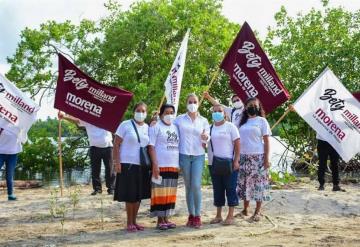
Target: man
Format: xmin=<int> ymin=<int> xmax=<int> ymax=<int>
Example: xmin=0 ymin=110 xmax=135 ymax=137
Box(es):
xmin=58 ymin=112 xmax=115 ymax=195
xmin=317 ymin=133 xmax=345 ymax=192
xmin=0 ymin=123 xmax=23 ymax=201
xmin=203 ymin=91 xmax=244 ymax=128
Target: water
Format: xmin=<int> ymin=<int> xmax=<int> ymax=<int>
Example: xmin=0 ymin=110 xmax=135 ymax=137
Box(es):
xmin=0 ymin=167 xmax=95 ymax=188
xmin=1 ymin=136 xmax=295 ymax=187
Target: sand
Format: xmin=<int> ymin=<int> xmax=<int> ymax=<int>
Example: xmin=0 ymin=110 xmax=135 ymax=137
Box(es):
xmin=0 ymin=179 xmax=359 ymax=247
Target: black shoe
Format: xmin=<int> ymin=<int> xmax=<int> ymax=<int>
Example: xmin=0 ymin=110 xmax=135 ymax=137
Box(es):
xmin=91 ymin=190 xmax=102 ymax=196
xmin=318 ymin=185 xmax=325 ymax=191
xmin=107 ymin=189 xmax=114 ymax=195
xmin=332 ymin=185 xmax=346 ymax=192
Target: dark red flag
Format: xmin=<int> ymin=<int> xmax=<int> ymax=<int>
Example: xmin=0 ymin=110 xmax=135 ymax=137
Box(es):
xmin=54 ymin=53 xmax=133 ymax=132
xmin=220 ymin=22 xmax=290 ymax=113
xmin=353 ymin=92 xmax=360 ymax=102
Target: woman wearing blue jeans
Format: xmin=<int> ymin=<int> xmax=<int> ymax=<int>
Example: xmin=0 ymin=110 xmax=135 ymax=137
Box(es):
xmin=0 ymin=126 xmax=23 ymax=201
xmin=174 ymin=93 xmax=210 ymax=228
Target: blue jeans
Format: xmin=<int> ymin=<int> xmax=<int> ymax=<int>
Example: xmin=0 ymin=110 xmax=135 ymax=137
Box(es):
xmin=209 ymin=166 xmax=239 ymax=207
xmin=0 ymin=154 xmax=18 ymax=195
xmin=179 ymin=154 xmax=205 ymax=216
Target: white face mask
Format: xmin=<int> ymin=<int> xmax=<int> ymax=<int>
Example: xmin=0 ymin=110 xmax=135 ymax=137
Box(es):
xmin=134 ymin=112 xmax=147 ymax=122
xmin=163 ymin=114 xmax=176 ymax=124
xmin=233 ymin=101 xmax=243 ymax=109
xmin=187 ymin=103 xmax=198 ymax=113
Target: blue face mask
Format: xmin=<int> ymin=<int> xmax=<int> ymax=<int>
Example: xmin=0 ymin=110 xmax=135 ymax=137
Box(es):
xmin=212 ymin=112 xmax=224 ymax=122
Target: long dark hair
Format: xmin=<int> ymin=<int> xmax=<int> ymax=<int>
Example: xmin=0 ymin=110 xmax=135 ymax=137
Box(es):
xmin=239 ymin=97 xmax=266 ymax=126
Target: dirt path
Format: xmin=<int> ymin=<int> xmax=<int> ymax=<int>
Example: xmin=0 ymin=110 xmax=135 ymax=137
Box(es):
xmin=0 ymin=180 xmax=359 ymax=246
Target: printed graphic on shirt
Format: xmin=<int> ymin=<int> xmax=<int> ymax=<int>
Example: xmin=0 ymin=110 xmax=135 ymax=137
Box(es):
xmin=233 ymin=112 xmax=242 ymax=121
xmin=166 ymin=130 xmax=179 ymax=151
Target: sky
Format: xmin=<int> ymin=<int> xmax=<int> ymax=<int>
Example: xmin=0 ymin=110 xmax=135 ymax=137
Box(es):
xmin=0 ymin=0 xmax=359 ymax=119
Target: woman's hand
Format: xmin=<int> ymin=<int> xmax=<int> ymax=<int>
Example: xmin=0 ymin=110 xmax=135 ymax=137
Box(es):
xmin=288 ymin=104 xmax=295 ymax=112
xmin=233 ymin=160 xmax=240 ymax=171
xmin=203 ymin=91 xmax=210 ymax=99
xmin=200 ymin=129 xmax=208 ymax=142
xmin=264 ymin=159 xmax=270 ymax=169
xmin=114 ymin=163 xmax=122 ymax=173
xmin=58 ymin=111 xmax=65 ymax=119
xmin=152 ymin=164 xmax=160 ymax=179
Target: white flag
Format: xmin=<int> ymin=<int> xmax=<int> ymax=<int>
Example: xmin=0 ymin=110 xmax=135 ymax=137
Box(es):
xmin=293 ymin=68 xmax=360 ymax=162
xmin=0 ymin=73 xmax=39 ymax=142
xmin=164 ymin=29 xmax=190 ymax=114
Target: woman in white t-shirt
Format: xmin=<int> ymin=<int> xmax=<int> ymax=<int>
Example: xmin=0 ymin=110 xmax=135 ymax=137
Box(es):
xmin=113 ymin=102 xmax=151 ymax=233
xmin=148 ymin=104 xmax=179 ymax=230
xmin=203 ymin=91 xmax=244 ymax=128
xmin=237 ymin=97 xmax=271 ymax=222
xmin=208 ymin=104 xmax=240 ymax=225
xmin=0 ymin=123 xmax=23 ymax=201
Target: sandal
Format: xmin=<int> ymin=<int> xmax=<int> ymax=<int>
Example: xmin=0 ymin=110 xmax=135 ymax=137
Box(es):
xmin=250 ymin=213 xmax=262 ymax=222
xmin=166 ymin=222 xmax=177 ymax=229
xmin=235 ymin=210 xmax=248 ymax=218
xmin=222 ymin=217 xmax=235 ymax=226
xmin=157 ymin=223 xmax=168 ymax=230
xmin=134 ymin=223 xmax=145 ymax=231
xmin=210 ymin=217 xmax=223 ymax=224
xmin=126 ymin=224 xmax=138 ymax=233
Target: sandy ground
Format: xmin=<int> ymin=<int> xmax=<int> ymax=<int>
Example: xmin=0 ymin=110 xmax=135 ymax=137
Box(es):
xmin=0 ymin=179 xmax=359 ymax=247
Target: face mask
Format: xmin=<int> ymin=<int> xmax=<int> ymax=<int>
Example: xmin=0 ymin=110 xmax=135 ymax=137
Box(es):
xmin=247 ymin=106 xmax=259 ymax=116
xmin=187 ymin=103 xmax=198 ymax=113
xmin=163 ymin=114 xmax=175 ymax=124
xmin=134 ymin=112 xmax=147 ymax=122
xmin=233 ymin=101 xmax=243 ymax=109
xmin=212 ymin=112 xmax=224 ymax=122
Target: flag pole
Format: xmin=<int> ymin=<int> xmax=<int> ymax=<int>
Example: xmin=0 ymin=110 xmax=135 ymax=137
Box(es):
xmin=158 ymin=94 xmax=166 ymax=112
xmin=58 ymin=111 xmax=64 ymax=196
xmin=198 ymin=68 xmax=221 ymax=107
xmin=270 ymin=107 xmax=291 ymax=131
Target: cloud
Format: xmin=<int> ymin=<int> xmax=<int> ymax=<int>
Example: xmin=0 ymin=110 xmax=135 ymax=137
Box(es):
xmin=1 ymin=0 xmax=359 ymax=120
xmin=0 ymin=0 xmax=135 ymax=65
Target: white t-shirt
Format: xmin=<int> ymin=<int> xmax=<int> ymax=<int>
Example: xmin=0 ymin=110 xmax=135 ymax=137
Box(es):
xmin=115 ymin=120 xmax=149 ymax=165
xmin=79 ymin=121 xmax=113 ymax=148
xmin=0 ymin=128 xmax=22 ymax=154
xmin=239 ymin=116 xmax=271 ymax=154
xmin=174 ymin=113 xmax=210 ymax=156
xmin=224 ymin=106 xmax=243 ymax=128
xmin=208 ymin=122 xmax=240 ymax=166
xmin=149 ymin=121 xmax=179 ymax=168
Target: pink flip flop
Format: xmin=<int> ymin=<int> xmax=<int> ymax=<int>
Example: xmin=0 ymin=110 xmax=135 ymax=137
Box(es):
xmin=126 ymin=224 xmax=138 ymax=233
xmin=134 ymin=223 xmax=145 ymax=231
xmin=166 ymin=222 xmax=177 ymax=229
xmin=157 ymin=223 xmax=168 ymax=230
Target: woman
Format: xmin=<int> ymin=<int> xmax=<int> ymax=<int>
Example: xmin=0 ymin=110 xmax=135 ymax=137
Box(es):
xmin=148 ymin=104 xmax=179 ymax=230
xmin=174 ymin=93 xmax=209 ymax=228
xmin=203 ymin=91 xmax=244 ymax=128
xmin=113 ymin=102 xmax=151 ymax=232
xmin=0 ymin=122 xmax=23 ymax=201
xmin=208 ymin=104 xmax=240 ymax=225
xmin=237 ymin=97 xmax=271 ymax=222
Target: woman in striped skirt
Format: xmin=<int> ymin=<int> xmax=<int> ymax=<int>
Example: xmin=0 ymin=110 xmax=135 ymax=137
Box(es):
xmin=148 ymin=104 xmax=180 ymax=230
